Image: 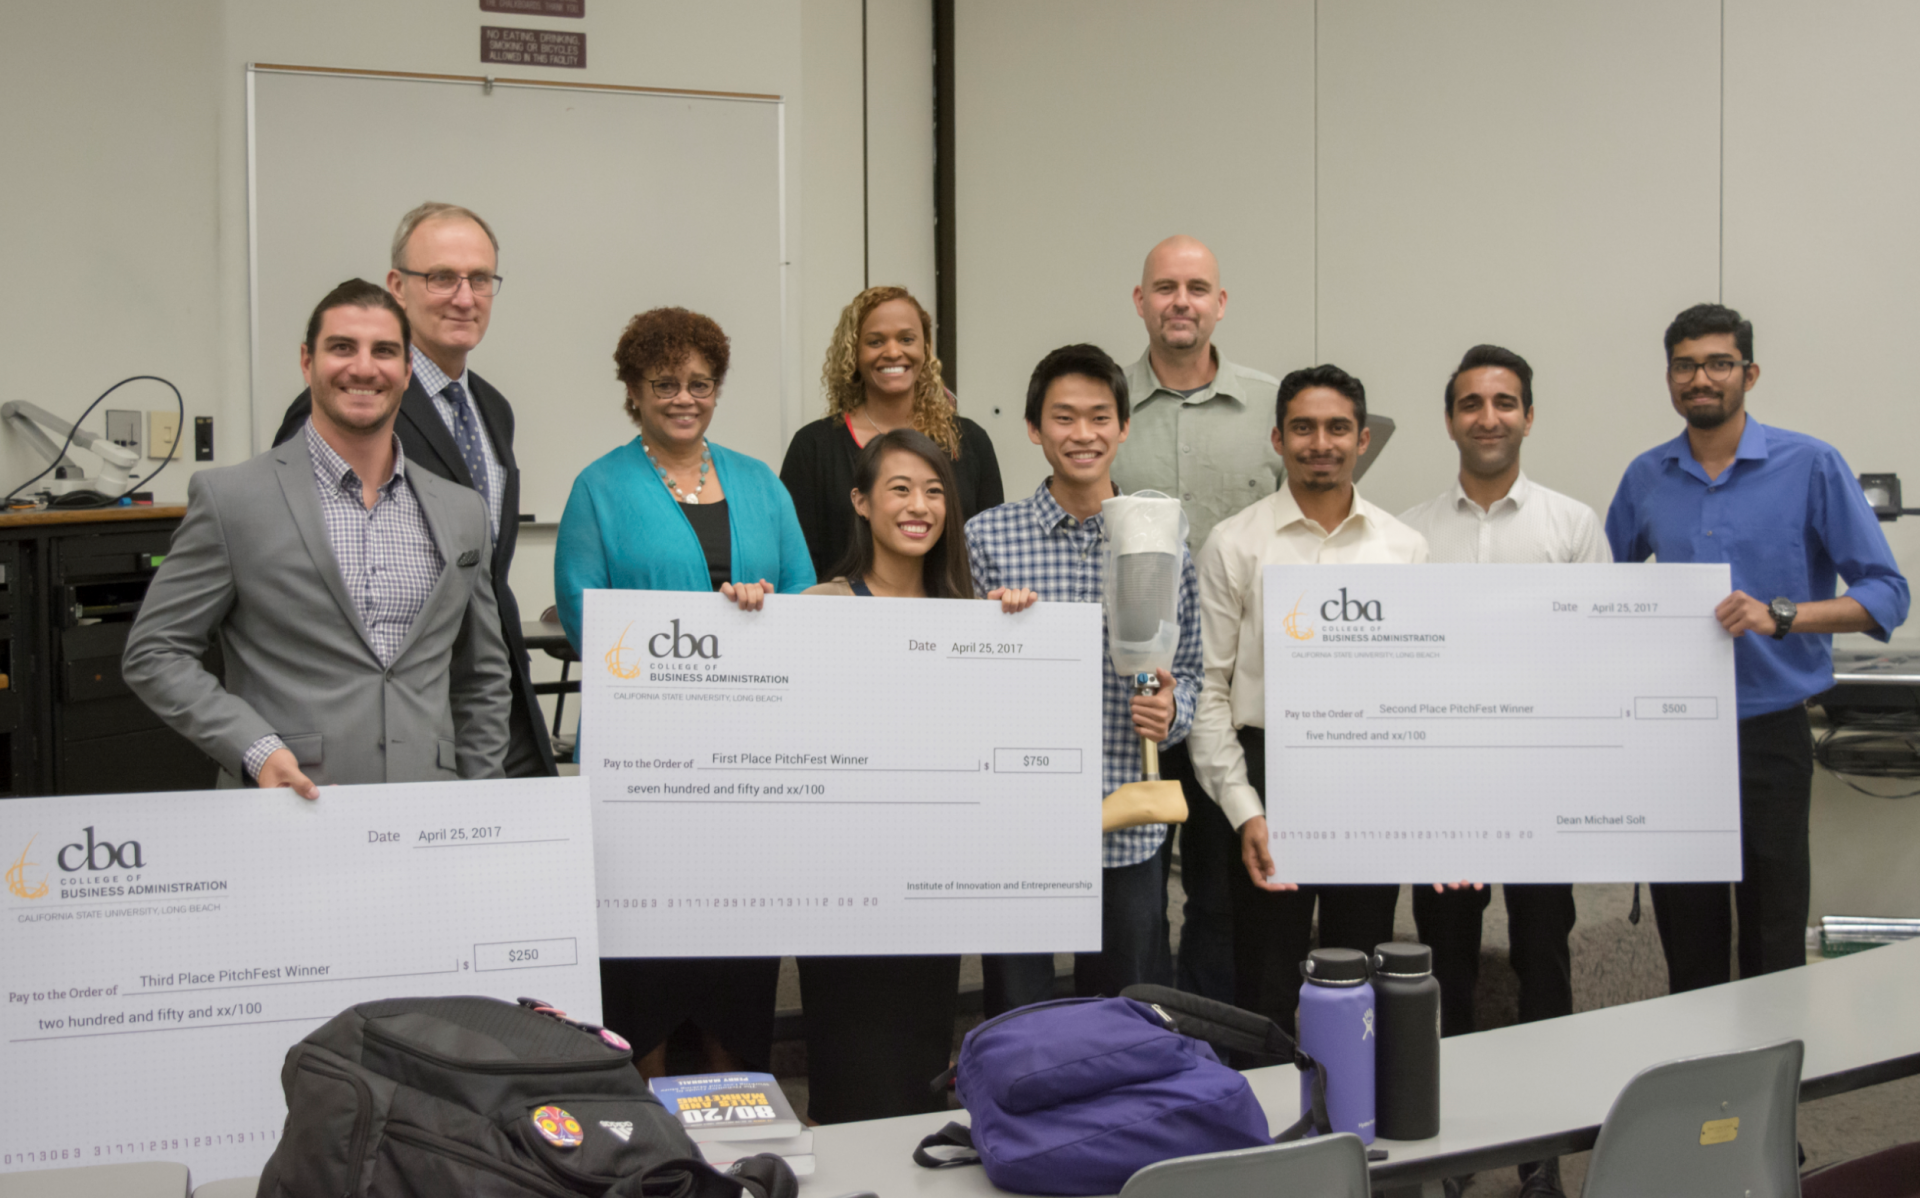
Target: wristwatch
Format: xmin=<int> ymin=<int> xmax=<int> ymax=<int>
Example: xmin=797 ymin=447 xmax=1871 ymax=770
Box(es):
xmin=1768 ymin=596 xmax=1797 ymax=640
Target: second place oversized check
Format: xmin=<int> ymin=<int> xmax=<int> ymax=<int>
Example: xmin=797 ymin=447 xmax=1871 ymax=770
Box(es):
xmin=582 ymin=590 xmax=1105 ymax=956
xmin=1262 ymin=563 xmax=1741 ymax=883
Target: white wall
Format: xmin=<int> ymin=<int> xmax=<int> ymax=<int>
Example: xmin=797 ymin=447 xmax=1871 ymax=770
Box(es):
xmin=863 ymin=0 xmax=939 ymax=305
xmin=0 ymin=0 xmax=930 ymax=742
xmin=1316 ymin=0 xmax=1721 ymax=517
xmin=951 ymin=0 xmax=1920 ymax=520
xmin=953 ymin=2 xmax=1920 ymax=916
xmin=1723 ymin=0 xmax=1920 ymax=918
xmin=955 ymin=0 xmax=1316 ymax=499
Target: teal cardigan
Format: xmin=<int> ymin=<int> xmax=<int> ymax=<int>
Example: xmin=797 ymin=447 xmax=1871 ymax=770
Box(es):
xmin=554 ymin=438 xmax=816 ymax=651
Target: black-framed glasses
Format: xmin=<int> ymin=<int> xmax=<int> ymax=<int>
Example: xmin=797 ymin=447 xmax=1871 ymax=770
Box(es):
xmin=1669 ymin=357 xmax=1749 ymax=382
xmin=647 ymin=377 xmax=717 ymax=399
xmin=396 ymin=268 xmax=504 ymax=296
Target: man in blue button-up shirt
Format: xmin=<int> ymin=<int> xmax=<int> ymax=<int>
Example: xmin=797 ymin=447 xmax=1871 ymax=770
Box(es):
xmin=1606 ymin=302 xmax=1909 ymax=993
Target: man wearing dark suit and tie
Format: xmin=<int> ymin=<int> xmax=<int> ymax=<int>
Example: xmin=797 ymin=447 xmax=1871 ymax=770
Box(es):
xmin=125 ymin=279 xmax=511 ymax=791
xmin=273 ymin=202 xmax=555 ymax=776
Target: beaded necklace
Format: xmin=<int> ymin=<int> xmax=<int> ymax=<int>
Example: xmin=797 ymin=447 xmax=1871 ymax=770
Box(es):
xmin=639 ymin=433 xmax=712 ymax=504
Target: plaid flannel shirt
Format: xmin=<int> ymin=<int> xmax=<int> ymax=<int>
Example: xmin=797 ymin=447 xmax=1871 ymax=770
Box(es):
xmin=964 ymin=479 xmax=1203 ymax=868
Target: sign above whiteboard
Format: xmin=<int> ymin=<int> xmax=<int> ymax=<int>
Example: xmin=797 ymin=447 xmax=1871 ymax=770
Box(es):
xmin=482 ymin=0 xmax=585 ymax=16
xmin=482 ymin=26 xmax=586 ymax=68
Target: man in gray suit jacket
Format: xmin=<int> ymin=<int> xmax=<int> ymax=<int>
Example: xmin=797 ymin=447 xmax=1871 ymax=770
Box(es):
xmin=125 ymin=279 xmax=511 ymax=794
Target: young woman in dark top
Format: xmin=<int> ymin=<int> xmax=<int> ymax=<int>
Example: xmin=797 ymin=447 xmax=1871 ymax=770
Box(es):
xmin=780 ymin=286 xmax=1004 ymax=581
xmin=799 ymin=429 xmax=1032 ymax=1122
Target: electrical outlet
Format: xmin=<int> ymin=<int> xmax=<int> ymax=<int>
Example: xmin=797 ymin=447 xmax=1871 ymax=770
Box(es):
xmin=149 ymin=411 xmax=182 ymax=460
xmin=194 ymin=416 xmax=214 ymax=462
xmin=105 ymin=410 xmax=141 ymax=453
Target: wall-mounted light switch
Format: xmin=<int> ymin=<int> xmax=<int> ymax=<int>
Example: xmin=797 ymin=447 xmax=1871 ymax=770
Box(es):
xmin=148 ymin=412 xmax=181 ymax=460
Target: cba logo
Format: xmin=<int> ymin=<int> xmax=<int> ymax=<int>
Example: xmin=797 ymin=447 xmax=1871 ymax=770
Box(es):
xmin=1320 ymin=587 xmax=1384 ymax=622
xmin=605 ymin=623 xmax=644 ymax=680
xmin=648 ymin=620 xmax=720 ymax=660
xmin=7 ymin=835 xmax=48 ymax=900
xmin=59 ymin=827 xmax=144 ymax=872
xmin=605 ymin=620 xmax=723 ymax=679
xmin=1282 ymin=593 xmax=1315 ymax=641
xmin=6 ymin=828 xmax=144 ymax=899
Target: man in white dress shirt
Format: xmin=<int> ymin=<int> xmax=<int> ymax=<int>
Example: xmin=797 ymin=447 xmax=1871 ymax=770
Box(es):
xmin=1398 ymin=344 xmax=1607 ymax=1198
xmin=1191 ymin=364 xmax=1427 ymax=1033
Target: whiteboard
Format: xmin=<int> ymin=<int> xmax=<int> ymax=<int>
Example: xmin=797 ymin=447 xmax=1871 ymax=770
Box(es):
xmin=247 ymin=66 xmax=786 ymax=524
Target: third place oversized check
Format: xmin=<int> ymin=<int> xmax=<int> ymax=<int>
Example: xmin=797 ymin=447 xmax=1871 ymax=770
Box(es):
xmin=582 ymin=590 xmax=1105 ymax=956
xmin=1263 ymin=564 xmax=1739 ymax=883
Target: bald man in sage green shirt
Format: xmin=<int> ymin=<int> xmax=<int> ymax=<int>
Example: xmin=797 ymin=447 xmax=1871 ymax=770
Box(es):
xmin=1111 ymin=235 xmax=1281 ymax=1006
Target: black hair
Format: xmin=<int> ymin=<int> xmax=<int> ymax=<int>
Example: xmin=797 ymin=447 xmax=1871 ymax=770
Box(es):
xmin=1445 ymin=344 xmax=1533 ymax=415
xmin=830 ymin=428 xmax=976 ymax=600
xmin=1024 ymin=343 xmax=1130 ymax=427
xmin=1664 ymin=303 xmax=1754 ymax=363
xmin=1276 ymin=364 xmax=1366 ymax=429
xmin=304 ymin=278 xmax=411 ymax=355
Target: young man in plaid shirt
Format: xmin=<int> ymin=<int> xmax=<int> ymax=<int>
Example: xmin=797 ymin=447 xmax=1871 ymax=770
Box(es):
xmin=966 ymin=344 xmax=1204 ymax=1012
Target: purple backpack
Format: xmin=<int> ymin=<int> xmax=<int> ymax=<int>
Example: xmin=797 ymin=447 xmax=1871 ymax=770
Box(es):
xmin=913 ymin=994 xmax=1327 ymax=1196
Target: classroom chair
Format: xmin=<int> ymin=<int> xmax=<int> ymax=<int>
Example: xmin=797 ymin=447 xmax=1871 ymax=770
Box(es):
xmin=1581 ymin=1038 xmax=1803 ymax=1198
xmin=1117 ymin=1132 xmax=1371 ymax=1198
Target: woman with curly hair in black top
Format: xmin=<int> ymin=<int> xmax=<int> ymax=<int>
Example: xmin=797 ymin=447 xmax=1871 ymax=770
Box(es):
xmin=779 ymin=286 xmax=1003 ymax=580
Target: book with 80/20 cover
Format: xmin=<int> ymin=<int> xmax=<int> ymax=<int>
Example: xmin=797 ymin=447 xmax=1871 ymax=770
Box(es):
xmin=648 ymin=1072 xmax=802 ymax=1141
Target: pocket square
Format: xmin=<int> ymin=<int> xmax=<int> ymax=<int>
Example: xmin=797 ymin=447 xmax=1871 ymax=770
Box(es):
xmin=456 ymin=548 xmax=480 ymax=567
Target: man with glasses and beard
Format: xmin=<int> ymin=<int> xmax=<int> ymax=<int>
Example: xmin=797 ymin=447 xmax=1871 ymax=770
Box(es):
xmin=1607 ymin=303 xmax=1907 ymax=997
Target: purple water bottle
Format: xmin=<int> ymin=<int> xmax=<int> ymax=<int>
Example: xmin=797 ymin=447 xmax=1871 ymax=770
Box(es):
xmin=1297 ymin=947 xmax=1377 ymax=1143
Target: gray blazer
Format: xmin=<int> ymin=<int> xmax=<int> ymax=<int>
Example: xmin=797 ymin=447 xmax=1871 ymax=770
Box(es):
xmin=124 ymin=433 xmax=513 ymax=785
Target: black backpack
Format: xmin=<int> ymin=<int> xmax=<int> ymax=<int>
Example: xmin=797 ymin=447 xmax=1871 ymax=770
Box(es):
xmin=256 ymin=996 xmax=797 ymax=1198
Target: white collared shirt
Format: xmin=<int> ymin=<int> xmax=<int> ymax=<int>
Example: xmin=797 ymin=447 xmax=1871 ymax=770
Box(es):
xmin=1191 ymin=485 xmax=1429 ymax=829
xmin=1398 ymin=471 xmax=1610 ymax=566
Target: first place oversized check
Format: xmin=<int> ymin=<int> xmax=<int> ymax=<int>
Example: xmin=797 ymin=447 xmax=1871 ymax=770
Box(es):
xmin=582 ymin=590 xmax=1105 ymax=957
xmin=1 ymin=778 xmax=600 ymax=1182
xmin=1263 ymin=564 xmax=1740 ymax=883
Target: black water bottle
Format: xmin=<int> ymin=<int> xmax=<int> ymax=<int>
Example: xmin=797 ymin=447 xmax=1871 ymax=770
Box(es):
xmin=1371 ymin=941 xmax=1441 ymax=1139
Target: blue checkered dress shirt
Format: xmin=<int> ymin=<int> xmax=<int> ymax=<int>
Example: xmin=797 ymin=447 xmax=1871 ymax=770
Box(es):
xmin=243 ymin=423 xmax=445 ymax=780
xmin=964 ymin=479 xmax=1203 ymax=868
xmin=413 ymin=347 xmax=506 ymax=536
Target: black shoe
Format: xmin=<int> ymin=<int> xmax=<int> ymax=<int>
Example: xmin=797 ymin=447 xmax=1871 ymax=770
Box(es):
xmin=1516 ymin=1157 xmax=1565 ymax=1198
xmin=1441 ymin=1174 xmax=1473 ymax=1198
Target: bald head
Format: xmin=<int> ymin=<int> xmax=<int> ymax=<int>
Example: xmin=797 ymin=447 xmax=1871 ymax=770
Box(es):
xmin=1141 ymin=235 xmax=1220 ymax=289
xmin=1134 ymin=235 xmax=1227 ymax=361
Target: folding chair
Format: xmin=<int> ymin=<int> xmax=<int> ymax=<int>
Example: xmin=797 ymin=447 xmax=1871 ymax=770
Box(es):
xmin=1118 ymin=1132 xmax=1371 ymax=1198
xmin=1581 ymin=1038 xmax=1803 ymax=1198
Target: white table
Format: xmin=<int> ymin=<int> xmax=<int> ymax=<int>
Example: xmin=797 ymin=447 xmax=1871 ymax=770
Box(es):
xmin=804 ymin=938 xmax=1920 ymax=1196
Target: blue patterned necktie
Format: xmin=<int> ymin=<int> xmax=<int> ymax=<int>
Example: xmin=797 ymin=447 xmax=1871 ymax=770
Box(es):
xmin=443 ymin=380 xmax=494 ymax=518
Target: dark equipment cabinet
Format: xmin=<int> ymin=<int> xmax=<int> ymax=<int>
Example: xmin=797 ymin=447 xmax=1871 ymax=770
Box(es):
xmin=0 ymin=507 xmax=219 ymax=798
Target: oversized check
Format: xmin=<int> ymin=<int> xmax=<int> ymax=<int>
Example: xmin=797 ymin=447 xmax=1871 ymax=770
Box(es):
xmin=1262 ymin=564 xmax=1740 ymax=883
xmin=1 ymin=778 xmax=599 ymax=1181
xmin=582 ymin=589 xmax=1105 ymax=956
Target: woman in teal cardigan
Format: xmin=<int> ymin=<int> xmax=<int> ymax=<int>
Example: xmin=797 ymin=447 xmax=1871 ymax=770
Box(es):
xmin=555 ymin=306 xmax=814 ymax=1081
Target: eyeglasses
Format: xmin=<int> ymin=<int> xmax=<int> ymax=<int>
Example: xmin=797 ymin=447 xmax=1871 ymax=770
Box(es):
xmin=1669 ymin=357 xmax=1750 ymax=383
xmin=396 ymin=268 xmax=504 ymax=297
xmin=646 ymin=377 xmax=717 ymax=399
